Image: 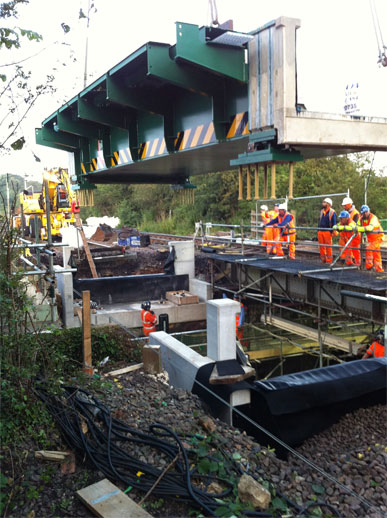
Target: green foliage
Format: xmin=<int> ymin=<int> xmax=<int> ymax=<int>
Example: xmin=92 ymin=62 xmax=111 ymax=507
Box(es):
xmin=81 ymin=154 xmax=386 ymax=237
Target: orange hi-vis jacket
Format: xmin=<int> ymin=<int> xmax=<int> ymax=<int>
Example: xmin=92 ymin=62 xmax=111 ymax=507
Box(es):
xmin=348 ymin=206 xmax=360 ymax=224
xmin=141 ymin=309 xmax=157 ymax=336
xmin=358 ymin=213 xmax=384 ymax=241
xmin=365 ymin=340 xmax=385 ymax=358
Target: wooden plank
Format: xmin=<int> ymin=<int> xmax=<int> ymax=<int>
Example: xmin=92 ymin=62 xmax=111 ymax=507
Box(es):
xmin=75 ymin=306 xmax=83 ymax=323
xmin=264 ymin=315 xmax=360 ymax=354
xmin=82 ymin=290 xmax=93 ymax=375
xmin=209 ymin=364 xmax=255 ymax=385
xmin=75 ymin=213 xmax=98 ymax=278
xmin=35 ymin=450 xmax=70 ymax=462
xmin=105 ymin=363 xmax=143 ymax=377
xmin=77 ymin=478 xmax=152 ymax=518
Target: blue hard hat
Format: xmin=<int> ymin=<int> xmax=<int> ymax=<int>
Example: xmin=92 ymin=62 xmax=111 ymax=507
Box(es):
xmin=360 ymin=205 xmax=370 ymax=213
xmin=339 ymin=210 xmax=350 ymax=218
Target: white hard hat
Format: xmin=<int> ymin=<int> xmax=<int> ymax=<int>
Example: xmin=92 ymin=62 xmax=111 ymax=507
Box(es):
xmin=323 ymin=198 xmax=333 ymax=205
xmin=278 ymin=203 xmax=287 ymax=210
xmin=342 ymin=197 xmax=353 ymax=206
xmin=260 ymin=205 xmax=268 ymax=211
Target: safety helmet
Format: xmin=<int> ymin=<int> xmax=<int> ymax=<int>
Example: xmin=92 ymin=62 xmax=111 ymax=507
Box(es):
xmin=342 ymin=197 xmax=353 ymax=206
xmin=323 ymin=198 xmax=333 ymax=205
xmin=260 ymin=205 xmax=268 ymax=211
xmin=339 ymin=210 xmax=350 ymax=218
xmin=278 ymin=203 xmax=287 ymax=211
xmin=141 ymin=301 xmax=151 ymax=311
xmin=360 ymin=204 xmax=370 ymax=213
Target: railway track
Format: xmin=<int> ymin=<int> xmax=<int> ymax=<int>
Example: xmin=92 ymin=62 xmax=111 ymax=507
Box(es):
xmin=144 ymin=231 xmax=387 ymax=265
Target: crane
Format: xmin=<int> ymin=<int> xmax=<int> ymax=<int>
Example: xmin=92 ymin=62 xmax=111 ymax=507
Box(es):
xmin=370 ymin=0 xmax=387 ymax=67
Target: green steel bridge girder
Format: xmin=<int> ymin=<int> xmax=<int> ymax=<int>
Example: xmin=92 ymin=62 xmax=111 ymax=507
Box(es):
xmin=230 ymin=145 xmax=304 ymax=166
xmin=36 ymin=21 xmax=253 ymax=186
xmin=174 ymin=22 xmax=249 ymax=82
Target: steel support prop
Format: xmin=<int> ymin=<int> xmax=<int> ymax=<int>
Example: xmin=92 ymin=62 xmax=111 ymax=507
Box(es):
xmin=238 ymin=166 xmax=243 ymax=201
xmin=246 ymin=166 xmax=251 ymax=200
xmin=254 ymin=164 xmax=259 ymax=201
xmin=288 ymin=162 xmax=294 ymax=200
xmin=271 ymin=162 xmax=276 ymax=199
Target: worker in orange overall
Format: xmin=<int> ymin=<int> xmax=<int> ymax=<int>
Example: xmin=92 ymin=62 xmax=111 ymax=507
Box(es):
xmin=341 ymin=197 xmax=361 ymax=266
xmin=362 ymin=331 xmax=385 ymax=358
xmin=265 ymin=204 xmax=296 ymax=259
xmin=235 ymin=300 xmax=245 ymax=341
xmin=141 ymin=301 xmax=158 ymax=337
xmin=318 ymin=198 xmax=337 ymax=264
xmin=332 ymin=211 xmax=358 ymax=266
xmin=357 ymin=205 xmax=384 ymax=272
xmin=260 ymin=205 xmax=272 ymax=253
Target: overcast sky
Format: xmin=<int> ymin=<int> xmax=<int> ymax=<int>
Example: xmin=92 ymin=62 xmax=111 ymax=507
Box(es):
xmin=1 ymin=0 xmax=387 ymax=180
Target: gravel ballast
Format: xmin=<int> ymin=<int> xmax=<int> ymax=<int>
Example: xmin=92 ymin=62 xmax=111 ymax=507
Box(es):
xmin=5 ymin=369 xmax=387 ymax=518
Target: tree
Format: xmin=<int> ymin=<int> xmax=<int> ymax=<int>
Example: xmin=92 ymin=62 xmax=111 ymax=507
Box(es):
xmin=0 ymin=0 xmax=75 ymax=157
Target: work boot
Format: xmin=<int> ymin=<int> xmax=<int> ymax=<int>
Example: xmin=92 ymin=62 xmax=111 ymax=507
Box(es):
xmin=321 ymin=257 xmax=326 ymax=263
xmin=375 ymin=267 xmax=384 ymax=273
xmin=345 ymin=261 xmax=354 ymax=266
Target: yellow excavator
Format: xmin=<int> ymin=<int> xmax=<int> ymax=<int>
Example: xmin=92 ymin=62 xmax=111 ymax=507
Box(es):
xmin=15 ymin=168 xmax=80 ymax=242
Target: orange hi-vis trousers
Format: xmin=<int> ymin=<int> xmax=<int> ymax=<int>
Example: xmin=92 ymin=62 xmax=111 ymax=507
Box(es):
xmin=365 ymin=236 xmax=384 ymax=271
xmin=276 ymin=234 xmax=296 ymax=259
xmin=339 ymin=232 xmax=360 ymax=265
xmin=318 ymin=230 xmax=333 ymax=263
xmin=263 ymin=227 xmax=276 ymax=253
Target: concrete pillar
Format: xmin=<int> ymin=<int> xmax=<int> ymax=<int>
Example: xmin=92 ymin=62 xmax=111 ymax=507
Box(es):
xmin=206 ymin=299 xmax=240 ymax=362
xmin=55 ymin=268 xmax=78 ymax=328
xmin=62 ymin=245 xmax=74 ymax=268
xmin=168 ymin=240 xmax=195 ymax=279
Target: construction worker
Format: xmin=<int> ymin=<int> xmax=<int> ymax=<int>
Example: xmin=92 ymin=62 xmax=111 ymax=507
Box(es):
xmin=357 ymin=205 xmax=384 ymax=272
xmin=271 ymin=203 xmax=280 ymax=255
xmin=332 ymin=210 xmax=358 ymax=266
xmin=362 ymin=331 xmax=385 ymax=359
xmin=341 ymin=197 xmax=361 ymax=266
xmin=141 ymin=301 xmax=157 ymax=337
xmin=265 ymin=204 xmax=296 ymax=259
xmin=318 ymin=198 xmax=337 ymax=264
xmin=234 ymin=297 xmax=246 ymax=345
xmin=260 ymin=205 xmax=272 ymax=254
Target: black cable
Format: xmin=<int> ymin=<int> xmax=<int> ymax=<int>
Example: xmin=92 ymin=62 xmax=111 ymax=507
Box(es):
xmin=35 ymin=384 xmax=272 ymax=517
xmin=297 ymin=500 xmax=341 ymax=517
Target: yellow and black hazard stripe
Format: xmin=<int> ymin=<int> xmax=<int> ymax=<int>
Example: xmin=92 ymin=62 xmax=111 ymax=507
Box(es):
xmin=174 ymin=121 xmax=215 ymax=151
xmin=81 ymin=152 xmax=107 ymax=173
xmin=111 ymin=147 xmax=132 ymax=166
xmin=139 ymin=138 xmax=166 ymax=160
xmin=226 ymin=111 xmax=249 ymax=139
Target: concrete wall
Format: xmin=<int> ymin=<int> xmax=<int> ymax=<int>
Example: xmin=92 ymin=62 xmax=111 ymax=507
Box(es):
xmin=149 ymin=331 xmax=213 ymax=391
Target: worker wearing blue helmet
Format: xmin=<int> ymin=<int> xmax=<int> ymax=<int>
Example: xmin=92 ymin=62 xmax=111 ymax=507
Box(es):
xmin=332 ymin=210 xmax=358 ymax=266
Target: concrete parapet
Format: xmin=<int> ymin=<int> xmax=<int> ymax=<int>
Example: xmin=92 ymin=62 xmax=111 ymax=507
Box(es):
xmin=189 ymin=278 xmax=213 ymax=301
xmin=90 ymin=301 xmax=206 ymax=328
xmin=149 ymin=331 xmax=213 ymax=391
